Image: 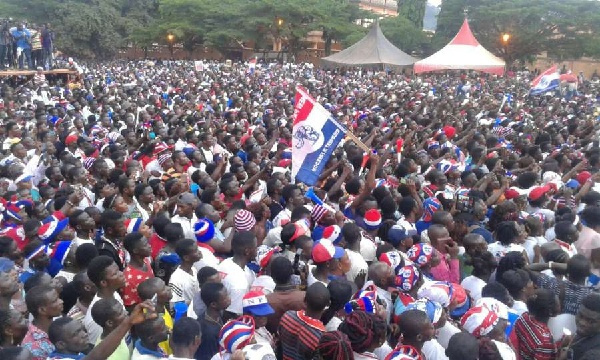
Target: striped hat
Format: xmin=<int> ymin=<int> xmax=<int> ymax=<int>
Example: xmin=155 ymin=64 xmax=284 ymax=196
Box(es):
xmin=312 ymin=239 xmax=345 ymax=264
xmin=194 ymin=218 xmax=215 ymax=243
xmin=124 ymin=218 xmax=143 ymax=234
xmin=38 ymin=218 xmax=69 ymax=244
xmin=406 ymin=298 xmax=443 ymax=326
xmin=322 ymin=225 xmax=342 ymax=245
xmin=422 ymin=197 xmax=442 ymax=222
xmin=218 ymin=316 xmax=255 ymax=354
xmin=417 ymin=281 xmax=453 ymax=308
xmin=460 ymin=305 xmax=499 ymax=338
xmin=157 ymin=152 xmax=172 ymax=166
xmin=345 ymin=296 xmax=375 ymax=314
xmin=242 ymin=291 xmax=274 ymax=316
xmin=255 ymin=245 xmax=279 ymax=269
xmin=50 ymin=241 xmax=71 ymax=265
xmin=311 ymin=204 xmax=329 ymax=224
xmin=47 ymin=240 xmax=72 ymax=277
xmin=363 ymin=209 xmax=382 ymax=231
xmin=476 ymin=297 xmax=509 ymax=320
xmin=234 ymin=209 xmax=256 ymax=232
xmin=450 ymin=283 xmax=471 ymax=317
xmin=83 ymin=157 xmax=96 ymax=170
xmin=153 ymin=142 xmax=171 ymax=155
xmin=25 ymin=243 xmax=47 ymax=261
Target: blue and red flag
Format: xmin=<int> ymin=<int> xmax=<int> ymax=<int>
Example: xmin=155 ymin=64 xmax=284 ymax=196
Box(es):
xmin=530 ymin=65 xmax=560 ymax=95
xmin=292 ymin=86 xmax=347 ymax=186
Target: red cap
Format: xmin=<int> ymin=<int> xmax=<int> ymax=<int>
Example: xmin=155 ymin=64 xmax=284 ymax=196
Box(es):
xmin=443 ymin=126 xmax=456 ymax=139
xmin=577 ymin=171 xmax=592 ymax=185
xmin=528 ymin=185 xmax=551 ymax=201
xmin=504 ymin=188 xmax=520 ymax=200
xmin=65 ymin=134 xmax=78 ymax=146
xmin=278 ymin=159 xmax=291 ymax=167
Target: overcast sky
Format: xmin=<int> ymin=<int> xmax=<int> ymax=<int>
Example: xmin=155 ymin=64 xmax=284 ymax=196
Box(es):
xmin=429 ymin=0 xmax=442 ymax=6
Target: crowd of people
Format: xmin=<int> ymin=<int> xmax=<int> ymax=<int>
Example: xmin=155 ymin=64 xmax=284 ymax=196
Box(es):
xmin=0 ymin=19 xmax=54 ymax=71
xmin=0 ymin=58 xmax=598 ymax=360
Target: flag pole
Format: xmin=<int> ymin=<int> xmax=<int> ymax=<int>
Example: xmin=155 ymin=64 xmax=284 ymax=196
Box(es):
xmin=345 ymin=131 xmax=371 ymax=152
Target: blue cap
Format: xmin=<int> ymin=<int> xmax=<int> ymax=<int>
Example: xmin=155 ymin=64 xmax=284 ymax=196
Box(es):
xmin=0 ymin=257 xmax=15 ymax=273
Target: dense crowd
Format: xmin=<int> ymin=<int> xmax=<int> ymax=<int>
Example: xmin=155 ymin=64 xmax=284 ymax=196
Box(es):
xmin=0 ymin=58 xmax=598 ymax=360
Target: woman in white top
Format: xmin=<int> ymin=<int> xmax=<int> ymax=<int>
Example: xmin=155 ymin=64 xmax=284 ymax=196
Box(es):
xmin=487 ymin=221 xmax=528 ymax=263
xmin=461 ymin=251 xmax=497 ymax=303
xmin=498 ymin=269 xmax=535 ymax=316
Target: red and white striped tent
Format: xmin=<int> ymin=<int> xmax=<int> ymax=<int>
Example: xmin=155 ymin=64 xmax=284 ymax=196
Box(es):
xmin=414 ymin=19 xmax=505 ymax=76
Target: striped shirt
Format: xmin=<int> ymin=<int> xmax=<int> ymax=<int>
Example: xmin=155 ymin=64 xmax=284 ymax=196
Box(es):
xmin=278 ymin=310 xmax=325 ymax=360
xmin=510 ymin=312 xmax=557 ymax=360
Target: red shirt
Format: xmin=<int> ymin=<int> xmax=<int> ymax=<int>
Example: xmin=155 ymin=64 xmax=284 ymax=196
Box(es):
xmin=509 ymin=312 xmax=558 ymax=360
xmin=122 ymin=258 xmax=154 ymax=306
xmin=149 ymin=233 xmax=168 ymax=259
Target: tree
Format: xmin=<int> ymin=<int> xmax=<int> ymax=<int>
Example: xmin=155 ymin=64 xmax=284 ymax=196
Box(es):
xmin=311 ymin=0 xmax=369 ymax=56
xmin=380 ymin=15 xmax=430 ymax=55
xmin=397 ymin=0 xmax=428 ymax=30
xmin=1 ymin=0 xmax=159 ymax=59
xmin=433 ymin=0 xmax=600 ymax=64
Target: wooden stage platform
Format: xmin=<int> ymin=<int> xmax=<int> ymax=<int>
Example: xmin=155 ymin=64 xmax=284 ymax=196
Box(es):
xmin=0 ymin=69 xmax=77 ymax=77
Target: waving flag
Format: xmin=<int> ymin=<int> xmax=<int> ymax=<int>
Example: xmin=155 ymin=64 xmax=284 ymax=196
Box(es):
xmin=247 ymin=57 xmax=257 ymax=74
xmin=292 ymin=86 xmax=347 ymax=185
xmin=530 ymin=65 xmax=560 ymax=95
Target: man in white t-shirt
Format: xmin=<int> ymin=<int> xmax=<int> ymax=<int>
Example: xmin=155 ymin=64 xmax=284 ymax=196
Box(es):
xmin=341 ymin=223 xmax=368 ymax=285
xmin=171 ymin=193 xmax=199 ymax=240
xmin=217 ymin=231 xmax=257 ymax=316
xmin=83 ymin=256 xmax=126 ymax=344
xmin=169 ymin=239 xmax=201 ymax=307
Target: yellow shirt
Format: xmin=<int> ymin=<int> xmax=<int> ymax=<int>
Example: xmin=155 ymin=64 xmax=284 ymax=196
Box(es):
xmin=159 ymin=308 xmax=173 ymax=355
xmin=95 ymin=337 xmax=131 ymax=360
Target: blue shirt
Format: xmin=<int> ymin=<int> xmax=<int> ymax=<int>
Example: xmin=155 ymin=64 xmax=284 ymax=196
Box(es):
xmin=134 ymin=339 xmax=167 ymax=358
xmin=48 ymin=351 xmax=85 ymax=360
xmin=10 ymin=28 xmax=31 ymax=49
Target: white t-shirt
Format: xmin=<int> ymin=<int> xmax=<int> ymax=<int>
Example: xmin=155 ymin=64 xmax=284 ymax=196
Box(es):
xmin=461 ymin=276 xmax=487 ymax=304
xmin=523 ymin=236 xmax=548 ymax=263
xmin=360 ymin=236 xmax=377 ymax=262
xmin=169 ymin=267 xmax=199 ymax=305
xmin=193 ymin=246 xmax=220 ymax=272
xmin=272 ymin=208 xmax=291 ymax=228
xmin=346 ymin=249 xmax=368 ymax=283
xmin=492 ymin=340 xmax=516 ymax=360
xmin=251 ymin=275 xmax=276 ymax=294
xmin=422 ymin=339 xmax=449 ymax=360
xmin=217 ymin=258 xmax=256 ymax=315
xmin=436 ymin=321 xmax=461 ymax=349
xmin=171 ymin=214 xmax=198 ymax=241
xmin=84 ymin=292 xmax=124 ymax=344
xmin=487 ymin=242 xmax=525 ymax=262
xmin=307 ymin=265 xmax=328 ymax=287
xmin=325 ymin=316 xmax=342 ymax=331
xmin=512 ymin=300 xmax=528 ymax=316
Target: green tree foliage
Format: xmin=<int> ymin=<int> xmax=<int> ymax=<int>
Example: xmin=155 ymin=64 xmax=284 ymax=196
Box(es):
xmin=2 ymin=0 xmax=159 ymax=59
xmin=434 ymin=0 xmax=600 ymax=63
xmin=397 ymin=0 xmax=428 ymax=30
xmin=380 ymin=15 xmax=430 ymax=55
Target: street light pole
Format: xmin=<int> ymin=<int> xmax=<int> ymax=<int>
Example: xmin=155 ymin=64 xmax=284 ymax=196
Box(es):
xmin=502 ymin=33 xmax=510 ymax=72
xmin=167 ymin=33 xmax=175 ymax=58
